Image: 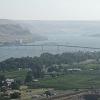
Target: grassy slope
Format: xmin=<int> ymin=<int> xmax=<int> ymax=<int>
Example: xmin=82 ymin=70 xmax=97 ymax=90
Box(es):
xmin=40 ymin=72 xmax=100 ymax=90
xmin=1 ymin=69 xmax=100 ymax=90
xmin=0 ymin=70 xmax=28 ymax=80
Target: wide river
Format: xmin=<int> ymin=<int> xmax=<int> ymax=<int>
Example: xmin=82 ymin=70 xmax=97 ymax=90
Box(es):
xmin=0 ymin=33 xmax=100 ymax=61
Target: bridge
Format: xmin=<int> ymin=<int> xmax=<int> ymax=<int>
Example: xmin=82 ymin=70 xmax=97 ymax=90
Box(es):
xmin=1 ymin=44 xmax=100 ymax=50
xmin=0 ymin=44 xmax=100 ymax=61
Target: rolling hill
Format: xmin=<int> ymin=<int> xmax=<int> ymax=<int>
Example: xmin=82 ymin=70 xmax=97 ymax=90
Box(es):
xmin=0 ymin=19 xmax=47 ymax=44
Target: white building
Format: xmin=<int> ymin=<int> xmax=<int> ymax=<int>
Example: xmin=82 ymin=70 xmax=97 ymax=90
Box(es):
xmin=6 ymin=79 xmax=14 ymax=86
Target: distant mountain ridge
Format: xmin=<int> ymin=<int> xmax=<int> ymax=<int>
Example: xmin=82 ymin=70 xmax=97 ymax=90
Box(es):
xmin=18 ymin=20 xmax=100 ymax=37
xmin=1 ymin=19 xmax=100 ymax=45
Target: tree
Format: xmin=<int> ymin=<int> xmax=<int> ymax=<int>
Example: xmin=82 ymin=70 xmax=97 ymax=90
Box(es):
xmin=10 ymin=81 xmax=20 ymax=90
xmin=25 ymin=71 xmax=33 ymax=83
xmin=10 ymin=92 xmax=21 ymax=99
xmin=0 ymin=75 xmax=6 ymax=88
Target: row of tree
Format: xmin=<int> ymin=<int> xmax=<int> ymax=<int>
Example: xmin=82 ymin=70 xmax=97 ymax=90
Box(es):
xmin=0 ymin=51 xmax=100 ymax=78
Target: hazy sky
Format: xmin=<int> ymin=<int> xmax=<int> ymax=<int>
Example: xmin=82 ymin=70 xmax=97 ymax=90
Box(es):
xmin=0 ymin=0 xmax=100 ymax=20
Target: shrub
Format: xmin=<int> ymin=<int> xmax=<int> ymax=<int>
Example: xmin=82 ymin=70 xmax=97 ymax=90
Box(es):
xmin=10 ymin=92 xmax=21 ymax=99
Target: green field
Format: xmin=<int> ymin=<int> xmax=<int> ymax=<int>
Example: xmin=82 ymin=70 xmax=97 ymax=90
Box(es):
xmin=0 ymin=70 xmax=28 ymax=80
xmin=39 ymin=71 xmax=100 ymax=90
xmin=1 ymin=70 xmax=100 ymax=90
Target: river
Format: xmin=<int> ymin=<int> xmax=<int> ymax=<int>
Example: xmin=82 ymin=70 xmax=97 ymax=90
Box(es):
xmin=0 ymin=33 xmax=100 ymax=61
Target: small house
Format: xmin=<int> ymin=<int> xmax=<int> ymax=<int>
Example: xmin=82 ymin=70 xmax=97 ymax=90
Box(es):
xmin=6 ymin=79 xmax=14 ymax=86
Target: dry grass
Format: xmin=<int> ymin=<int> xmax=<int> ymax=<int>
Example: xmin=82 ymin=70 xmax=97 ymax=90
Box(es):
xmin=20 ymin=86 xmax=47 ymax=100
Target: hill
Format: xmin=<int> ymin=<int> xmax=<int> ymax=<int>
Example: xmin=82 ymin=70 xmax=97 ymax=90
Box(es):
xmin=17 ymin=20 xmax=100 ymax=36
xmin=0 ymin=19 xmax=47 ymax=44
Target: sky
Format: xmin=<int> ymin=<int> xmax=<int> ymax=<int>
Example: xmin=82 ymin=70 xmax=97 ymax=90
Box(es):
xmin=0 ymin=0 xmax=100 ymax=20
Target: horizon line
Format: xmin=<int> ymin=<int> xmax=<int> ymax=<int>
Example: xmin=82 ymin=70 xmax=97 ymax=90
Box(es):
xmin=1 ymin=18 xmax=100 ymax=21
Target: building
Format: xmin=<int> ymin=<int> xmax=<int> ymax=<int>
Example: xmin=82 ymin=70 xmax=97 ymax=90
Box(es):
xmin=6 ymin=79 xmax=14 ymax=86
